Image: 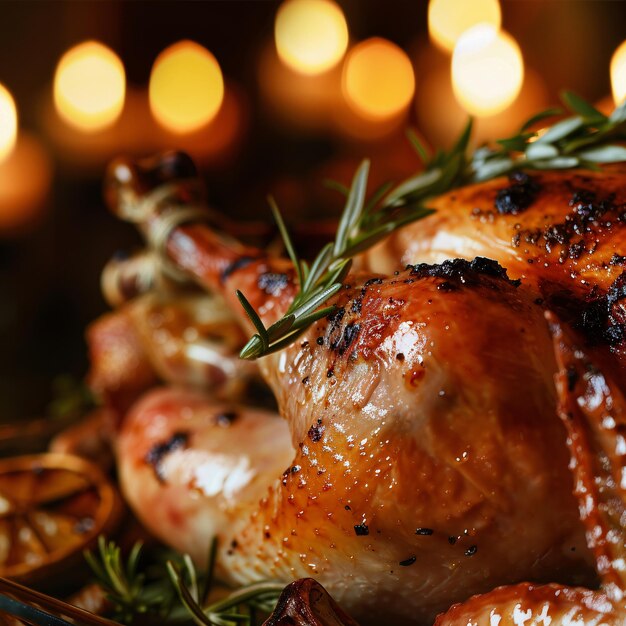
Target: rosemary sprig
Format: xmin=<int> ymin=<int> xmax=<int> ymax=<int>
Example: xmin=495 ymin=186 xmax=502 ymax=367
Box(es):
xmin=237 ymin=158 xmax=433 ymax=360
xmin=84 ymin=537 xmax=179 ymax=623
xmin=85 ymin=536 xmax=283 ymax=626
xmin=237 ymin=91 xmax=626 ymax=360
xmin=167 ymin=559 xmax=283 ymax=626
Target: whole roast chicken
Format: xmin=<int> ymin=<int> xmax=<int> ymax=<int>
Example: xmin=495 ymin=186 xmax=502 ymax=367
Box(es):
xmin=76 ymin=151 xmax=626 ymax=625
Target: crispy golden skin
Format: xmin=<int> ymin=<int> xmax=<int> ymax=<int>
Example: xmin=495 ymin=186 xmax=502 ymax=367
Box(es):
xmin=435 ymin=317 xmax=626 ymax=626
xmin=366 ymin=167 xmax=626 ymax=295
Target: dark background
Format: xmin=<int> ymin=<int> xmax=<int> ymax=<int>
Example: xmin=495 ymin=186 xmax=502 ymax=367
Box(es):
xmin=1 ymin=0 xmax=626 ymax=421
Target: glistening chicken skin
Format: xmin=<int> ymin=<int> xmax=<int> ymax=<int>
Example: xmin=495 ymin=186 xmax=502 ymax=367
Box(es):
xmin=103 ymin=153 xmax=596 ymax=624
xmin=434 ymin=316 xmax=626 ymax=625
xmin=364 ymin=167 xmax=626 ymax=368
xmin=365 ymin=167 xmax=626 ymax=294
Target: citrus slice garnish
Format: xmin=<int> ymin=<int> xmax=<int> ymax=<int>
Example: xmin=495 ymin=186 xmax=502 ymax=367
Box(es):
xmin=0 ymin=454 xmax=122 ymax=583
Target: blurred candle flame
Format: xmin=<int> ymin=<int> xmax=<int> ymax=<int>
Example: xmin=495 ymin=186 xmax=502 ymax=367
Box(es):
xmin=274 ymin=0 xmax=348 ymax=75
xmin=452 ymin=24 xmax=523 ymax=117
xmin=611 ymin=39 xmax=626 ymax=105
xmin=428 ymin=0 xmax=501 ymax=54
xmin=53 ymin=41 xmax=126 ymax=132
xmin=0 ymin=83 xmax=17 ymax=162
xmin=342 ymin=38 xmax=415 ymax=121
xmin=149 ymin=40 xmax=224 ymax=134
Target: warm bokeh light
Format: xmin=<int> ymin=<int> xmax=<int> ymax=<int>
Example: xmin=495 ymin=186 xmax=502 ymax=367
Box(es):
xmin=0 ymin=83 xmax=17 ymax=162
xmin=149 ymin=40 xmax=224 ymax=134
xmin=274 ymin=0 xmax=348 ymax=75
xmin=342 ymin=38 xmax=415 ymax=121
xmin=452 ymin=24 xmax=523 ymax=117
xmin=611 ymin=40 xmax=626 ymax=105
xmin=428 ymin=0 xmax=501 ymax=53
xmin=53 ymin=41 xmax=125 ymax=132
xmin=0 ymin=133 xmax=52 ymax=232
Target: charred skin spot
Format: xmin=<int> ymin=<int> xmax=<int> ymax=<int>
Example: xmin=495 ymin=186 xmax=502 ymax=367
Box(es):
xmin=495 ymin=172 xmax=540 ymax=215
xmin=354 ymin=523 xmax=369 ymax=536
xmin=573 ymin=271 xmax=626 ymax=348
xmin=349 ymin=278 xmax=384 ymax=318
xmin=308 ymin=420 xmax=325 ymax=443
xmin=258 ymin=271 xmax=289 ymax=296
xmin=221 ymin=256 xmax=259 ymax=283
xmin=145 ymin=431 xmax=189 ymax=482
xmin=566 ymin=367 xmax=579 ymax=391
xmin=281 ymin=464 xmax=302 ymax=486
xmin=330 ymin=321 xmax=361 ymax=356
xmin=517 ymin=189 xmax=623 ymax=261
xmin=407 ymin=257 xmax=521 ymax=288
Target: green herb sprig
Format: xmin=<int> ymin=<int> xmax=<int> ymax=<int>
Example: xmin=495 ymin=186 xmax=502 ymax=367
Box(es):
xmin=85 ymin=537 xmax=283 ymax=626
xmin=166 ymin=545 xmax=283 ymax=626
xmin=84 ymin=537 xmax=179 ymax=623
xmin=237 ymin=92 xmax=626 ymax=360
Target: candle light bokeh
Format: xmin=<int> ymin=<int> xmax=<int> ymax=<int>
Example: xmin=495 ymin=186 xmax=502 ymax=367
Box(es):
xmin=0 ymin=83 xmax=17 ymax=162
xmin=53 ymin=41 xmax=126 ymax=132
xmin=0 ymin=0 xmax=625 ymax=420
xmin=149 ymin=40 xmax=224 ymax=133
xmin=611 ymin=39 xmax=626 ymax=105
xmin=451 ymin=25 xmax=524 ymax=116
xmin=274 ymin=0 xmax=348 ymax=75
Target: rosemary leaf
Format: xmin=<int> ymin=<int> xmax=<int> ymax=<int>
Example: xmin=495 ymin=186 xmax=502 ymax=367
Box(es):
xmin=535 ymin=116 xmax=583 ymax=144
xmin=525 ymin=143 xmax=559 ymax=160
xmin=561 ymin=91 xmax=606 ymax=124
xmin=406 ymin=128 xmax=430 ymax=163
xmin=530 ymin=156 xmax=580 ymax=169
xmin=323 ymin=179 xmax=350 ymax=197
xmin=577 ymin=144 xmax=626 ymax=163
xmin=236 ymin=291 xmax=269 ymax=352
xmin=520 ymin=107 xmax=563 ymax=131
xmin=269 ymin=197 xmax=303 ymax=288
xmin=334 ymin=160 xmax=370 ymax=256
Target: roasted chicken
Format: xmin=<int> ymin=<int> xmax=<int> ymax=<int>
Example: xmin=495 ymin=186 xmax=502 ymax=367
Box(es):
xmin=88 ymin=153 xmax=624 ymax=625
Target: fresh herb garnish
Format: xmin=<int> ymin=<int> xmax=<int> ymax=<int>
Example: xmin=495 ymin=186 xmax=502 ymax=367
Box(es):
xmin=167 ymin=548 xmax=283 ymax=626
xmin=85 ymin=536 xmax=283 ymax=625
xmin=237 ymin=91 xmax=626 ymax=360
xmin=84 ymin=537 xmax=178 ymax=623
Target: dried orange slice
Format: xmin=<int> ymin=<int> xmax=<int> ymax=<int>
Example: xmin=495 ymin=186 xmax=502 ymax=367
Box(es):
xmin=0 ymin=453 xmax=122 ymax=584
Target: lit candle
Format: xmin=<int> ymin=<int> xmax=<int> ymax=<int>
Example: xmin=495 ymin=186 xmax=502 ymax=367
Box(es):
xmin=451 ymin=24 xmax=524 ymax=117
xmin=53 ymin=41 xmax=126 ymax=132
xmin=43 ymin=40 xmax=133 ymax=169
xmin=414 ymin=38 xmax=546 ymax=147
xmin=0 ymin=83 xmax=51 ymax=232
xmin=148 ymin=40 xmax=245 ymax=164
xmin=274 ymin=0 xmax=348 ymax=75
xmin=428 ymin=0 xmax=501 ymax=54
xmin=149 ymin=40 xmax=224 ymax=133
xmin=43 ymin=39 xmax=243 ymax=169
xmin=334 ymin=38 xmax=416 ymax=141
xmin=611 ymin=39 xmax=626 ymax=105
